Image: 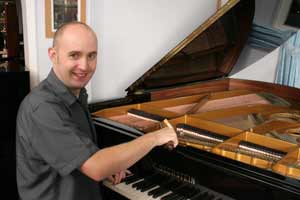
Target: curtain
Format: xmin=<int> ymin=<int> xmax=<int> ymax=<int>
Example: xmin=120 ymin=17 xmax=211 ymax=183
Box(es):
xmin=275 ymin=30 xmax=300 ymax=88
xmin=248 ymin=23 xmax=294 ymax=51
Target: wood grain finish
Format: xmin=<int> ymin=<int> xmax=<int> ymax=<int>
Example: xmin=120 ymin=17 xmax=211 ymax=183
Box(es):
xmin=151 ymin=78 xmax=230 ymax=100
xmin=229 ymin=79 xmax=300 ymax=102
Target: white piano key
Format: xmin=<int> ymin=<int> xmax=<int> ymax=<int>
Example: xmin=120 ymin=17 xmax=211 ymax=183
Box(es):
xmin=103 ymin=179 xmax=172 ymax=200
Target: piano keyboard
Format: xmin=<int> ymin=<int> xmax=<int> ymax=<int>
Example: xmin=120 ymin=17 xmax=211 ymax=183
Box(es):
xmin=103 ymin=173 xmax=235 ymax=200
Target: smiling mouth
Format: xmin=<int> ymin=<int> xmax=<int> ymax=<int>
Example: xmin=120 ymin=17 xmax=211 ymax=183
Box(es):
xmin=73 ymin=72 xmax=88 ymax=79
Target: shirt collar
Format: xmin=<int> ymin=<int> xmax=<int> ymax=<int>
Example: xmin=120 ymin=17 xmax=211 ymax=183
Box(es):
xmin=46 ymin=69 xmax=88 ymax=106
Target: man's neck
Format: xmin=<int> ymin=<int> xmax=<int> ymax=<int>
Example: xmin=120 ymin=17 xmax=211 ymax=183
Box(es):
xmin=71 ymin=89 xmax=80 ymax=98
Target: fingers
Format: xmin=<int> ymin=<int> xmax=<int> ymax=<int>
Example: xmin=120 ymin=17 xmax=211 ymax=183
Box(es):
xmin=172 ymin=137 xmax=178 ymax=147
xmin=107 ymin=175 xmax=114 ymax=183
xmin=163 ymin=120 xmax=178 ymax=148
xmin=166 ymin=126 xmax=178 ymax=147
xmin=125 ymin=169 xmax=132 ymax=175
xmin=109 ymin=170 xmax=132 ymax=184
xmin=114 ymin=171 xmax=122 ymax=184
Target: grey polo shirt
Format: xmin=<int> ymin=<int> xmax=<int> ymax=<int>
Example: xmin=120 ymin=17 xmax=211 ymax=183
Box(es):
xmin=16 ymin=70 xmax=102 ymax=200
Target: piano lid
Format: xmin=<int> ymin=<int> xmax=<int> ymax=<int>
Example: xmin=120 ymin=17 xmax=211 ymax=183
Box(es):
xmin=126 ymin=0 xmax=255 ymax=94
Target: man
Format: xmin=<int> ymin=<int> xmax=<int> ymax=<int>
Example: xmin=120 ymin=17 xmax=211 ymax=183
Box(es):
xmin=16 ymin=22 xmax=178 ymax=200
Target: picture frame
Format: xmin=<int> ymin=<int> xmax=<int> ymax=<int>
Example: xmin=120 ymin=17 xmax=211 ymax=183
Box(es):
xmin=45 ymin=0 xmax=86 ymax=38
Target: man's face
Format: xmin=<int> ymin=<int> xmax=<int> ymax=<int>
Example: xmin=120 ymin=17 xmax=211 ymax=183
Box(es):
xmin=49 ymin=25 xmax=98 ymax=95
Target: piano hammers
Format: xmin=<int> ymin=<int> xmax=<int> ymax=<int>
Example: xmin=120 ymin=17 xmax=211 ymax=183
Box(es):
xmin=127 ymin=108 xmax=167 ymax=122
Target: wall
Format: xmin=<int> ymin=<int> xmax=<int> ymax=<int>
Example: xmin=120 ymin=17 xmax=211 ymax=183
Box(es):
xmin=230 ymin=47 xmax=280 ymax=82
xmin=90 ymin=0 xmax=221 ymax=102
xmin=21 ymin=0 xmax=224 ymax=102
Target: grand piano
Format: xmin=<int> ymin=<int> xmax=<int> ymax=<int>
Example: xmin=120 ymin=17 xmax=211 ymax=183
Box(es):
xmin=90 ymin=0 xmax=300 ymax=199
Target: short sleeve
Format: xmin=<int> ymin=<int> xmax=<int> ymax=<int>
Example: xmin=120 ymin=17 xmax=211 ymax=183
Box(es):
xmin=29 ymin=102 xmax=99 ymax=176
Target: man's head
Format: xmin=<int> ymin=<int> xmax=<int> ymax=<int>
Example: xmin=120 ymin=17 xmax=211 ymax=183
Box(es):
xmin=48 ymin=21 xmax=98 ymax=96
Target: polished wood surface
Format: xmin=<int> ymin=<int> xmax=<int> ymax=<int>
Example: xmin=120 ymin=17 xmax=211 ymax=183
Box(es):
xmin=126 ymin=0 xmax=251 ymax=93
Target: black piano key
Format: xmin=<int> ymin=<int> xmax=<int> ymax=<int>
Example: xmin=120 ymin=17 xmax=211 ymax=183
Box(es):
xmin=120 ymin=174 xmax=133 ymax=183
xmin=133 ymin=174 xmax=158 ymax=189
xmin=148 ymin=185 xmax=162 ymax=196
xmin=149 ymin=188 xmax=170 ymax=198
xmin=140 ymin=182 xmax=158 ymax=192
xmin=139 ymin=173 xmax=164 ymax=191
xmin=151 ymin=180 xmax=181 ymax=198
xmin=137 ymin=173 xmax=161 ymax=190
xmin=132 ymin=179 xmax=146 ymax=188
xmin=121 ymin=173 xmax=134 ymax=181
xmin=147 ymin=178 xmax=174 ymax=195
xmin=163 ymin=193 xmax=188 ymax=200
xmin=124 ymin=174 xmax=142 ymax=184
xmin=162 ymin=184 xmax=189 ymax=200
xmin=136 ymin=181 xmax=152 ymax=190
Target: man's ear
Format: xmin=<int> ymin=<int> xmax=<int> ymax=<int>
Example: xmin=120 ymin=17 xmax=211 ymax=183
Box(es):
xmin=48 ymin=47 xmax=58 ymax=64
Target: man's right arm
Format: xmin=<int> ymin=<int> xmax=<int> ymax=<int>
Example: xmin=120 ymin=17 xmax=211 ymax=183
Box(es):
xmin=80 ymin=127 xmax=178 ymax=181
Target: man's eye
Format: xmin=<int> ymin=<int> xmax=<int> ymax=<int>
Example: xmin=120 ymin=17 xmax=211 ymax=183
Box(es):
xmin=69 ymin=53 xmax=79 ymax=59
xmin=88 ymin=53 xmax=97 ymax=60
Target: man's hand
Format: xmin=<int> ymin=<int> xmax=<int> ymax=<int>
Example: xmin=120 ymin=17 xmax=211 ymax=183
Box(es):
xmin=107 ymin=170 xmax=131 ymax=185
xmin=150 ymin=126 xmax=178 ymax=148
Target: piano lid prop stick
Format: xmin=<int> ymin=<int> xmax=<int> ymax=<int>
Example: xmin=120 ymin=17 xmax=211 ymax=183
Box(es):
xmin=185 ymin=94 xmax=210 ymax=114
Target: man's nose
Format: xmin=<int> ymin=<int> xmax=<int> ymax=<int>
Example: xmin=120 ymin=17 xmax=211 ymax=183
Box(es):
xmin=78 ymin=57 xmax=89 ymax=70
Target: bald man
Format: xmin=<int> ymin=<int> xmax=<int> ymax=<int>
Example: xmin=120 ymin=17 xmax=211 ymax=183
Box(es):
xmin=16 ymin=22 xmax=178 ymax=200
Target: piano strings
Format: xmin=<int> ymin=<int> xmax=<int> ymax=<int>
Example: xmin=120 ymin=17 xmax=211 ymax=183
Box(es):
xmin=126 ymin=109 xmax=288 ymax=163
xmin=175 ymin=123 xmax=287 ymax=162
